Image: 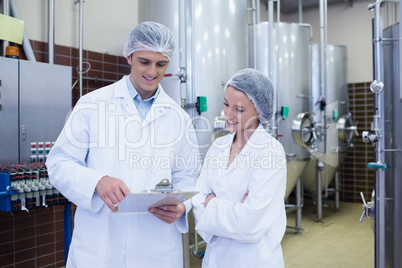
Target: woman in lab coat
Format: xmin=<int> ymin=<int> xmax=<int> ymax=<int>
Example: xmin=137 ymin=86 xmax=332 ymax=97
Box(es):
xmin=192 ymin=68 xmax=287 ymax=268
xmin=46 ymin=22 xmax=200 ymax=268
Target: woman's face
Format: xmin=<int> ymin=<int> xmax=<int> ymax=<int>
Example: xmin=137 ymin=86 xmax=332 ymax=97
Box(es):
xmin=223 ymin=86 xmax=259 ymax=133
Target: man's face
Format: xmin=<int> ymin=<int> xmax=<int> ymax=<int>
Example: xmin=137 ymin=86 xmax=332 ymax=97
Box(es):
xmin=127 ymin=50 xmax=170 ymax=100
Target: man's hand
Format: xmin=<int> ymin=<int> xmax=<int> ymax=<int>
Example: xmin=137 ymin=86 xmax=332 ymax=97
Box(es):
xmin=96 ymin=176 xmax=131 ymax=211
xmin=148 ymin=203 xmax=186 ymax=224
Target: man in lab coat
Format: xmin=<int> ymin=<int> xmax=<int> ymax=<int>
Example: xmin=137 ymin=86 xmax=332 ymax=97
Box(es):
xmin=46 ymin=22 xmax=200 ymax=268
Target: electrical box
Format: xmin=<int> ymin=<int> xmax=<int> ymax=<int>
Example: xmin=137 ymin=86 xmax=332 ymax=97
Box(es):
xmin=0 ymin=57 xmax=19 ymax=164
xmin=281 ymin=106 xmax=289 ymax=118
xmin=196 ymin=96 xmax=207 ymax=114
xmin=0 ymin=58 xmax=72 ymax=165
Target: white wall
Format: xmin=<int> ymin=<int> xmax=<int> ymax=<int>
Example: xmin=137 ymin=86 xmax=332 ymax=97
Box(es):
xmin=14 ymin=0 xmax=138 ymax=56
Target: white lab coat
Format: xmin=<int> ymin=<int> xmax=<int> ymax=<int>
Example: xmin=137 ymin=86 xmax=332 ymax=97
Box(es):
xmin=192 ymin=124 xmax=287 ymax=268
xmin=46 ymin=77 xmax=200 ymax=268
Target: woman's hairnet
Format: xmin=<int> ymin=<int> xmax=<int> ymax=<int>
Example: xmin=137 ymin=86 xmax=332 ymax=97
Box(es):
xmin=123 ymin=21 xmax=175 ymax=61
xmin=226 ymin=68 xmax=275 ymax=124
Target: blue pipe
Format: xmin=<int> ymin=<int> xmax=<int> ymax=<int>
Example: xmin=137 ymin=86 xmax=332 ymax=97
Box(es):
xmin=64 ymin=203 xmax=72 ymax=265
xmin=0 ymin=186 xmax=16 ymax=196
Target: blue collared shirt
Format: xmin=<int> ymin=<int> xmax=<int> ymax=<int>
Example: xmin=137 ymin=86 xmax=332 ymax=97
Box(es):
xmin=125 ymin=75 xmax=160 ymax=122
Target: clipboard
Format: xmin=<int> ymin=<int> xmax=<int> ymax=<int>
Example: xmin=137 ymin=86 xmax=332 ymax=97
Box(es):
xmin=115 ymin=191 xmax=198 ymax=213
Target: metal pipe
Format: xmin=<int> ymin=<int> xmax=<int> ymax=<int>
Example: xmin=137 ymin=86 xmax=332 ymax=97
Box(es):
xmin=182 ymin=232 xmax=190 ymax=268
xmin=2 ymin=0 xmax=10 ymax=57
xmin=78 ymin=0 xmax=84 ymax=97
xmin=298 ymin=0 xmax=303 ymax=23
xmin=335 ymin=171 xmax=339 ymax=210
xmin=179 ymin=2 xmax=189 ymax=253
xmin=299 ymin=23 xmax=313 ymax=43
xmin=48 ymin=0 xmax=55 ymax=64
xmin=267 ymin=0 xmax=274 ymax=81
xmin=189 ymin=240 xmax=206 ymax=251
xmin=372 ymin=1 xmax=386 ymax=266
xmin=368 ymin=0 xmax=398 ymax=10
xmin=251 ymin=0 xmax=257 ymax=69
xmin=318 ymin=0 xmax=328 ymax=220
xmin=384 ymin=3 xmax=388 ymax=27
xmin=392 ymin=3 xmax=398 ymax=24
xmin=295 ymin=178 xmax=302 ymax=233
xmin=274 ymin=2 xmax=280 ymax=137
xmin=268 ymin=0 xmax=276 ymax=136
xmin=179 ymin=0 xmax=187 ymax=110
xmin=316 ymin=159 xmax=324 ymax=222
xmin=82 ymin=76 xmax=117 ymax=84
xmin=64 ymin=203 xmax=72 ymax=265
xmin=187 ymin=0 xmax=195 ymax=119
xmin=319 ymin=0 xmax=327 ymax=112
xmin=277 ymin=0 xmax=280 ymax=24
xmin=400 ymin=0 xmax=402 ymax=100
xmin=9 ymin=0 xmax=36 ymax=61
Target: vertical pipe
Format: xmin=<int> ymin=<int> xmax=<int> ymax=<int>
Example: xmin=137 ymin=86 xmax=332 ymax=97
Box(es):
xmin=78 ymin=0 xmax=83 ymax=97
xmin=400 ymin=0 xmax=402 ymax=100
xmin=188 ymin=0 xmax=195 ymax=119
xmin=274 ymin=1 xmax=279 ymax=137
xmin=393 ymin=2 xmax=397 ymax=25
xmin=182 ymin=232 xmax=190 ymax=268
xmin=295 ymin=178 xmax=302 ymax=233
xmin=256 ymin=0 xmax=260 ymax=23
xmin=385 ymin=3 xmax=388 ymax=28
xmin=316 ymin=159 xmax=323 ymax=222
xmin=10 ymin=0 xmax=36 ymax=61
xmin=277 ymin=0 xmax=280 ymax=24
xmin=318 ymin=0 xmax=327 ymax=220
xmin=179 ymin=0 xmax=187 ymax=110
xmin=64 ymin=203 xmax=72 ymax=265
xmin=2 ymin=0 xmax=10 ymax=56
xmin=252 ymin=0 xmax=257 ymax=69
xmin=373 ymin=1 xmax=385 ymax=266
xmin=267 ymin=0 xmax=274 ymax=81
xmin=48 ymin=0 xmax=55 ymax=64
xmin=179 ymin=4 xmax=188 ymax=263
xmin=319 ymin=0 xmax=327 ymax=119
xmin=268 ymin=0 xmax=276 ymax=136
xmin=298 ymin=0 xmax=303 ymax=23
xmin=335 ymin=171 xmax=339 ymax=210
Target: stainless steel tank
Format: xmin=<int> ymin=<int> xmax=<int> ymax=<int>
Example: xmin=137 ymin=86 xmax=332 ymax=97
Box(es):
xmin=302 ymin=44 xmax=350 ymax=195
xmin=248 ymin=22 xmax=312 ymax=199
xmin=382 ymin=22 xmax=402 ymax=268
xmin=138 ymin=0 xmax=248 ymax=156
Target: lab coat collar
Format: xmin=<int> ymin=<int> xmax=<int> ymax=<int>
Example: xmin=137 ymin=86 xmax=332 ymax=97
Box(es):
xmin=141 ymin=87 xmax=173 ymax=127
xmin=216 ymin=124 xmax=267 ymax=176
xmin=213 ymin=123 xmax=266 ymax=152
xmin=114 ymin=77 xmax=139 ymax=115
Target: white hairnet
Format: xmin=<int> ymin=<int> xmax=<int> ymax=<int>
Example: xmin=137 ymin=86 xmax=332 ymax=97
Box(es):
xmin=123 ymin=21 xmax=175 ymax=61
xmin=226 ymin=68 xmax=275 ymax=124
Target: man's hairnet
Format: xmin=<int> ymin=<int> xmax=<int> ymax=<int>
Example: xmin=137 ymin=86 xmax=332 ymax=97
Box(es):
xmin=123 ymin=21 xmax=175 ymax=61
xmin=226 ymin=68 xmax=275 ymax=124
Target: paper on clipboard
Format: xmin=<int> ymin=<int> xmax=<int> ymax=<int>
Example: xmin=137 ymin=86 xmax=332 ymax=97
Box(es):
xmin=116 ymin=191 xmax=198 ymax=213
